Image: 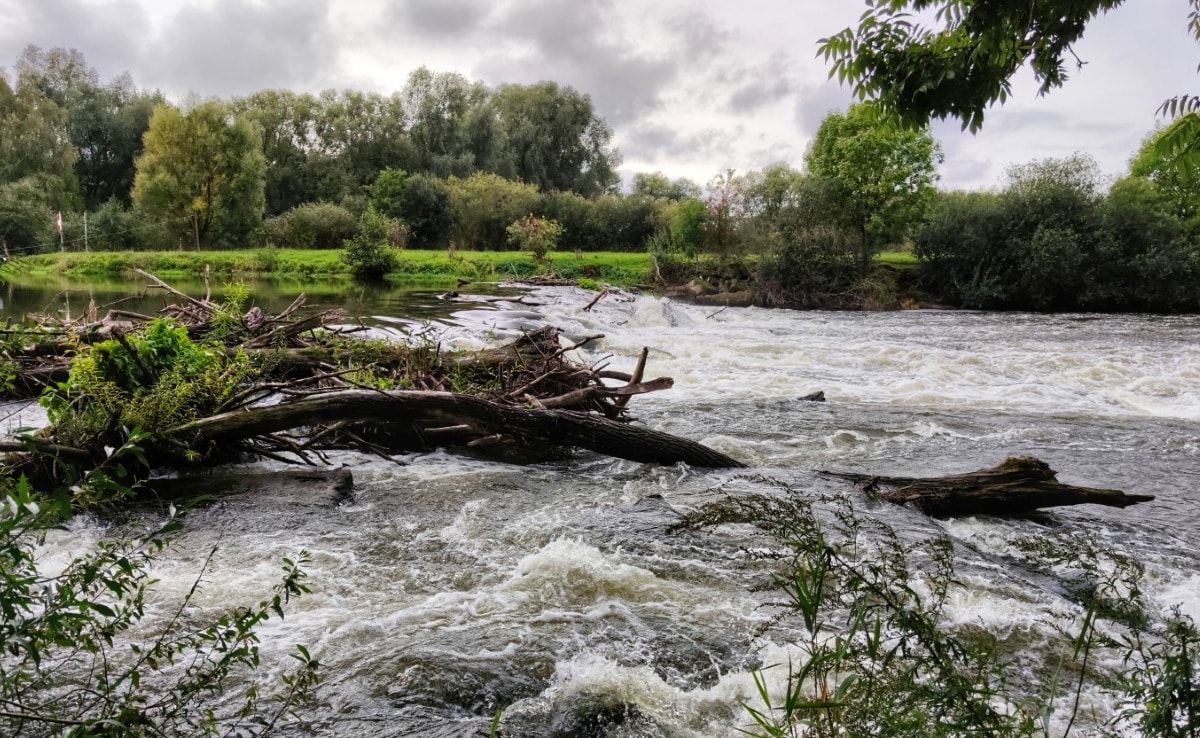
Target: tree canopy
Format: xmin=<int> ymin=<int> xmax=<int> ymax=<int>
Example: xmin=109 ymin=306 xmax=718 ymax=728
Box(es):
xmin=819 ymin=1 xmax=1200 ymax=170
xmin=805 ymin=103 xmax=942 ymax=269
xmin=132 ymin=101 xmax=266 ymax=249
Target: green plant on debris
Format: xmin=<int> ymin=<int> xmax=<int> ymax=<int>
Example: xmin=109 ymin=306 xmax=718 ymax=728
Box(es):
xmin=39 ymin=319 xmax=253 ymax=457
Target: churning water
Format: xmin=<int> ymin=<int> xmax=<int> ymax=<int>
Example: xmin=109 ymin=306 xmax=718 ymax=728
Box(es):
xmin=28 ymin=287 xmax=1200 ymax=736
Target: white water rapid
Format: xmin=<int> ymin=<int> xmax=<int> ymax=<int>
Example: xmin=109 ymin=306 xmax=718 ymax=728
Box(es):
xmin=26 ymin=288 xmax=1200 ymax=737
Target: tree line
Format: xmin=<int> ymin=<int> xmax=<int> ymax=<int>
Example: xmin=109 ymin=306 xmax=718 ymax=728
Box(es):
xmin=0 ymin=46 xmax=621 ymax=254
xmin=3 ymin=45 xmax=1199 ymax=312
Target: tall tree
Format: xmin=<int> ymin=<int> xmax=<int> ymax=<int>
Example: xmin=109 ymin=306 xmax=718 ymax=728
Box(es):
xmin=231 ymin=89 xmax=331 ymax=214
xmin=804 ymin=104 xmax=942 ymax=271
xmin=0 ymin=72 xmax=75 ymax=187
xmin=632 ymin=171 xmax=702 ymax=201
xmin=14 ymin=45 xmax=98 ymax=105
xmin=818 ymin=0 xmax=1200 ymax=172
xmin=132 ymin=101 xmax=266 ymax=249
xmin=492 ymin=82 xmax=620 ymax=197
xmin=401 ymin=67 xmax=497 ymax=178
xmin=66 ymin=74 xmax=159 ymax=209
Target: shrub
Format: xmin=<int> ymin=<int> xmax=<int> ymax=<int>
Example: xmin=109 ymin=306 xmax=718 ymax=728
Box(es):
xmin=342 ymin=206 xmax=399 ymax=280
xmin=257 ymin=202 xmax=359 ymax=250
xmin=0 ymin=476 xmax=317 ymax=737
xmin=506 ymin=215 xmax=564 ymax=265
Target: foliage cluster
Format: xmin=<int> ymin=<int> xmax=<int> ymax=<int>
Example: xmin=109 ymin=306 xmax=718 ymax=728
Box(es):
xmin=255 ymin=202 xmax=358 ymax=250
xmin=505 ymin=214 xmax=564 ymax=263
xmin=39 ymin=318 xmax=253 ymax=456
xmin=916 ymin=153 xmax=1200 ymax=311
xmin=341 ymin=207 xmax=402 ymax=280
xmin=0 ymin=473 xmax=318 ymax=737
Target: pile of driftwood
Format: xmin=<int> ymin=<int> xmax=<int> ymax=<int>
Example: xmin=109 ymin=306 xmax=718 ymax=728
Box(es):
xmin=1 ymin=274 xmax=1156 ymax=518
xmin=0 ymin=273 xmax=742 ymax=490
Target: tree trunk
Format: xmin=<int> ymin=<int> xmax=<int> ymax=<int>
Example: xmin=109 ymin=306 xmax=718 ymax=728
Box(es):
xmin=821 ymin=456 xmax=1154 ymax=517
xmin=163 ymin=389 xmax=745 ymax=469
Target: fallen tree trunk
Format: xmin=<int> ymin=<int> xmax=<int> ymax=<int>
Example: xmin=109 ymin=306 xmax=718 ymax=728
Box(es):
xmin=821 ymin=456 xmax=1154 ymax=517
xmin=163 ymin=389 xmax=745 ymax=468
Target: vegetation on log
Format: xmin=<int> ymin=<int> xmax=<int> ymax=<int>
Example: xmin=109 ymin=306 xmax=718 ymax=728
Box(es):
xmin=0 ymin=273 xmax=742 ymax=496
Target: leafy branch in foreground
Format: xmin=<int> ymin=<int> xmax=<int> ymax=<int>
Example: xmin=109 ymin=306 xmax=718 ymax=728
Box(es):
xmin=674 ymin=486 xmax=1200 ymax=737
xmin=0 ymin=474 xmax=318 ymax=737
xmin=819 ymin=0 xmax=1200 ymax=173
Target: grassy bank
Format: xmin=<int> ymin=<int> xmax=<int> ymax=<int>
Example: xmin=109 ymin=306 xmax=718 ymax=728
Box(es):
xmin=5 ymin=249 xmax=654 ymax=287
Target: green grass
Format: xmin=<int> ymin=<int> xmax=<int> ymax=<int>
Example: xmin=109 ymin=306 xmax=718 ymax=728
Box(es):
xmin=6 ymin=249 xmax=654 ymax=287
xmin=877 ymin=250 xmax=919 ymax=268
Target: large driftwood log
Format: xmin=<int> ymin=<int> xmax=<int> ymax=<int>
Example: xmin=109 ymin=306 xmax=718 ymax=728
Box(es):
xmin=163 ymin=389 xmax=745 ymax=468
xmin=822 ymin=456 xmax=1154 ymax=517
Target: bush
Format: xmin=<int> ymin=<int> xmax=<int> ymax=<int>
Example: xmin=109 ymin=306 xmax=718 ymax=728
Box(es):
xmin=505 ymin=214 xmax=564 ymax=265
xmin=342 ymin=206 xmax=399 ymax=280
xmin=0 ymin=476 xmax=318 ymax=737
xmin=257 ymin=202 xmax=359 ymax=250
xmin=756 ymin=226 xmax=861 ymax=308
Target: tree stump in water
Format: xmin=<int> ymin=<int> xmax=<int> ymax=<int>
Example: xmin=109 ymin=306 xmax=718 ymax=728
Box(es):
xmin=821 ymin=456 xmax=1154 ymax=517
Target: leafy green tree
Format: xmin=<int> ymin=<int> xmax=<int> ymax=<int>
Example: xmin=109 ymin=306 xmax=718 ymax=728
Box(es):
xmin=342 ymin=206 xmax=400 ymax=279
xmin=402 ymin=67 xmax=496 ymax=178
xmin=536 ymin=189 xmax=596 ymax=252
xmin=1129 ymin=127 xmax=1200 ymax=221
xmin=670 ymin=198 xmax=706 ymax=259
xmin=66 ymin=76 xmax=160 ymax=209
xmin=86 ymin=197 xmax=171 ymax=251
xmin=0 ymin=175 xmax=59 ymax=254
xmin=804 ymin=104 xmax=942 ymax=272
xmin=394 ymin=173 xmax=454 ymax=249
xmin=492 ymin=81 xmax=620 ymax=196
xmin=132 ymin=101 xmax=267 ymax=249
xmin=368 ymin=167 xmax=408 ymax=218
xmin=231 ymin=89 xmax=337 ymax=214
xmin=818 ymin=0 xmax=1200 ymax=172
xmin=587 ymin=193 xmax=659 ymax=252
xmin=0 ymin=73 xmax=76 ymax=191
xmin=632 ymin=171 xmax=702 ymax=201
xmin=312 ymin=89 xmax=415 ymax=198
xmin=506 ymin=214 xmax=565 ymax=265
xmin=447 ymin=172 xmax=540 ymax=250
xmin=703 ymin=169 xmax=747 ymax=264
xmin=13 ymin=45 xmax=97 ymax=104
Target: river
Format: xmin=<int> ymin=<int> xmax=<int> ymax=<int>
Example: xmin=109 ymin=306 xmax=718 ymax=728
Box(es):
xmin=16 ymin=283 xmax=1200 ymax=737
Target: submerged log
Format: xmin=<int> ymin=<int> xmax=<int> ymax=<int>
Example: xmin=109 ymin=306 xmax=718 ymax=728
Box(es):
xmin=821 ymin=456 xmax=1154 ymax=517
xmin=162 ymin=389 xmax=745 ymax=469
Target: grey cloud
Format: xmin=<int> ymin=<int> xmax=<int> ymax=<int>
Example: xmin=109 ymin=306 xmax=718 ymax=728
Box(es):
xmin=620 ymin=122 xmax=734 ymax=163
xmin=671 ymin=11 xmax=733 ymax=63
xmin=386 ymin=0 xmax=491 ymax=38
xmin=716 ymin=52 xmax=799 ymax=113
xmin=793 ymin=81 xmax=854 ymax=134
xmin=473 ymin=0 xmax=679 ymax=126
xmin=0 ymin=0 xmax=151 ymax=85
xmin=139 ymin=0 xmax=334 ymax=98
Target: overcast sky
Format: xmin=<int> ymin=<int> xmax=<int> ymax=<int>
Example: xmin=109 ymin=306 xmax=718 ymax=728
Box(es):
xmin=1 ymin=0 xmax=1196 ymax=191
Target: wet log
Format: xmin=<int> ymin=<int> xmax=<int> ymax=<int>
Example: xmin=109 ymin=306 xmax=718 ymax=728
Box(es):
xmin=821 ymin=456 xmax=1154 ymax=517
xmin=162 ymin=389 xmax=745 ymax=468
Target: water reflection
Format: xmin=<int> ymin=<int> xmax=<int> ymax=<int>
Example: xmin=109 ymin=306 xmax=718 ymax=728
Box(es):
xmin=0 ymin=275 xmax=528 ymax=329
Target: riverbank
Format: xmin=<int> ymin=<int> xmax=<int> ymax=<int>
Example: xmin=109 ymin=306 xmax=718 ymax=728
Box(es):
xmin=2 ymin=249 xmax=653 ymax=287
